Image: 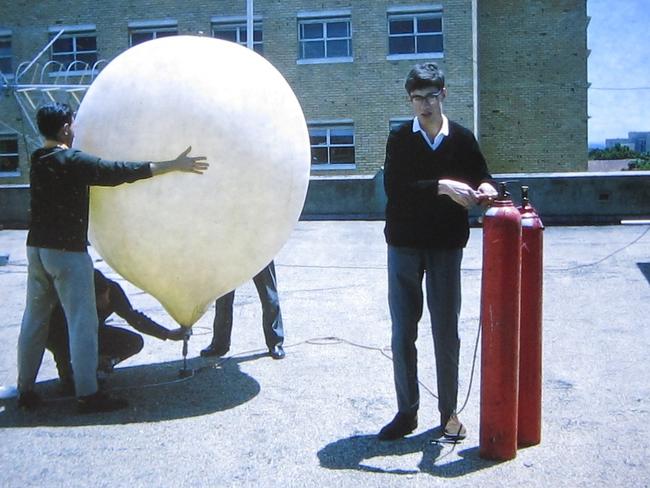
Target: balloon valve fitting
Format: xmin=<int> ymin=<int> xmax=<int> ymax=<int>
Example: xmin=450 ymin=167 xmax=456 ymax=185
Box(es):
xmin=179 ymin=327 xmax=193 ymax=378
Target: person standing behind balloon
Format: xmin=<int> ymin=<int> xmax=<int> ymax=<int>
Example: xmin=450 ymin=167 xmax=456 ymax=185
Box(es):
xmin=16 ymin=102 xmax=208 ymax=414
xmin=200 ymin=261 xmax=285 ymax=360
xmin=378 ymin=63 xmax=496 ymax=441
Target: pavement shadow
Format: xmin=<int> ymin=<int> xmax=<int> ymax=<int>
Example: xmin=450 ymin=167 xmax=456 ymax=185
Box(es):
xmin=637 ymin=262 xmax=650 ymax=285
xmin=0 ymin=353 xmax=264 ymax=427
xmin=318 ymin=429 xmax=499 ymax=477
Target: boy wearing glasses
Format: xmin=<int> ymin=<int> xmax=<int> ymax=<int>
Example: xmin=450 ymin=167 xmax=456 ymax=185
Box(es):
xmin=378 ymin=63 xmax=496 ymax=441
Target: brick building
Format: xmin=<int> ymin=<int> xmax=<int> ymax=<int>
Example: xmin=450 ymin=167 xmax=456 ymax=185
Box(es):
xmin=0 ymin=0 xmax=588 ymax=185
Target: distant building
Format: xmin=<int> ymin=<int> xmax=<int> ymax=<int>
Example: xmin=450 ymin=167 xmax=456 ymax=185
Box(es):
xmin=0 ymin=0 xmax=588 ymax=185
xmin=606 ymin=132 xmax=650 ymax=153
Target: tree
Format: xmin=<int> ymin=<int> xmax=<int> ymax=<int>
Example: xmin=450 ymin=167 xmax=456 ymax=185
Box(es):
xmin=588 ymin=144 xmax=640 ymax=160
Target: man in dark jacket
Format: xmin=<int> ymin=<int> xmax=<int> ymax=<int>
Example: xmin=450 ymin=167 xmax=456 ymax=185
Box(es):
xmin=46 ymin=269 xmax=186 ymax=394
xmin=17 ymin=102 xmax=207 ymax=413
xmin=378 ymin=63 xmax=496 ymax=441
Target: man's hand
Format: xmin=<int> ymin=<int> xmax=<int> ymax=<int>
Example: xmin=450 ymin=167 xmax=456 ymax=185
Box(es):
xmin=166 ymin=327 xmax=188 ymax=341
xmin=476 ymin=182 xmax=498 ymax=206
xmin=172 ymin=146 xmax=209 ymax=174
xmin=438 ymin=179 xmax=480 ymax=208
xmin=150 ymin=146 xmax=209 ymax=175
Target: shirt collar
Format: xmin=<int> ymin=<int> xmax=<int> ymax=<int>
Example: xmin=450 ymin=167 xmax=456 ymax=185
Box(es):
xmin=413 ymin=114 xmax=449 ymax=150
xmin=43 ymin=140 xmax=70 ymax=150
xmin=412 ymin=114 xmax=449 ymax=136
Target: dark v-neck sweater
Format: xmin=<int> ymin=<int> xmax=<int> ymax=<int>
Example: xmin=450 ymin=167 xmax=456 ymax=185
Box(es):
xmin=383 ymin=119 xmax=492 ymax=249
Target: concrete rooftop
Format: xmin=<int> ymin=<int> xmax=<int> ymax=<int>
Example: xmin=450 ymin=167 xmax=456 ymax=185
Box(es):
xmin=1 ymin=221 xmax=649 ymax=487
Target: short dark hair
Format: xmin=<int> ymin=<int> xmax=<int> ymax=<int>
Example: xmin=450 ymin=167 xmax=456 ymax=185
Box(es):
xmin=36 ymin=102 xmax=74 ymax=139
xmin=404 ymin=63 xmax=445 ymax=94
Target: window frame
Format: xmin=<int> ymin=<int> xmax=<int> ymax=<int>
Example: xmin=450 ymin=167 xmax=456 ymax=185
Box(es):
xmin=48 ymin=25 xmax=98 ymax=75
xmin=128 ymin=21 xmax=178 ymax=47
xmin=211 ymin=16 xmax=263 ymax=55
xmin=297 ymin=11 xmax=353 ymax=65
xmin=0 ymin=133 xmax=20 ymax=176
xmin=308 ymin=121 xmax=356 ymax=171
xmin=0 ymin=31 xmax=13 ymax=79
xmin=387 ymin=9 xmax=444 ymax=60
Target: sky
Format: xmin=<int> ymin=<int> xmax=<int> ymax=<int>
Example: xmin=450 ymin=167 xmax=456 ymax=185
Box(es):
xmin=587 ymin=0 xmax=650 ymax=145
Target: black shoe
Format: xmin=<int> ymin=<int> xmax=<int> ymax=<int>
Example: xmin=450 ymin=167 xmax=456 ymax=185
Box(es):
xmin=77 ymin=391 xmax=128 ymax=414
xmin=17 ymin=390 xmax=42 ymax=410
xmin=200 ymin=343 xmax=230 ymax=357
xmin=378 ymin=412 xmax=418 ymax=441
xmin=269 ymin=344 xmax=285 ymax=360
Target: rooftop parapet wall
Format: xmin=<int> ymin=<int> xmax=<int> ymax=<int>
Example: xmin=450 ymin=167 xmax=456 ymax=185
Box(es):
xmin=2 ymin=172 xmax=649 ymax=229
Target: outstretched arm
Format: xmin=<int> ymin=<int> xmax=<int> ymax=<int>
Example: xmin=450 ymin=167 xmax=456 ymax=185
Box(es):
xmin=107 ymin=279 xmax=178 ymax=340
xmin=150 ymin=146 xmax=209 ymax=175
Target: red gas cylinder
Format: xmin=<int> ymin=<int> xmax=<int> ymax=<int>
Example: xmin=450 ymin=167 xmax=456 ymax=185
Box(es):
xmin=517 ymin=186 xmax=544 ymax=447
xmin=479 ymin=183 xmax=522 ymax=461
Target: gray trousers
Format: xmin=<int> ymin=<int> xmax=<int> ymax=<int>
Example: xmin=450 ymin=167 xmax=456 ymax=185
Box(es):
xmin=211 ymin=261 xmax=284 ymax=350
xmin=387 ymin=245 xmax=462 ymax=420
xmin=18 ymin=247 xmax=99 ymax=397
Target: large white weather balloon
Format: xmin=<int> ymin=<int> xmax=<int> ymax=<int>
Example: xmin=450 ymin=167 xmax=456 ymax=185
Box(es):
xmin=73 ymin=36 xmax=310 ymax=326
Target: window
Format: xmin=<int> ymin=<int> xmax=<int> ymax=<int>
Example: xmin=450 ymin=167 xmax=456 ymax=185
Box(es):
xmin=0 ymin=33 xmax=12 ymax=77
xmin=389 ymin=118 xmax=411 ymax=132
xmin=388 ymin=9 xmax=443 ymax=58
xmin=298 ymin=12 xmax=352 ymax=63
xmin=309 ymin=123 xmax=355 ymax=170
xmin=212 ymin=18 xmax=263 ymax=55
xmin=50 ymin=27 xmax=97 ymax=70
xmin=0 ymin=134 xmax=19 ymax=174
xmin=129 ymin=22 xmax=178 ymax=47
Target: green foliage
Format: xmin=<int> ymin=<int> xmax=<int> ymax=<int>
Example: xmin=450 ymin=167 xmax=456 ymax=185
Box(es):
xmin=588 ymin=143 xmax=640 ymax=160
xmin=627 ymin=155 xmax=650 ymax=171
xmin=589 ymin=144 xmax=650 ymax=170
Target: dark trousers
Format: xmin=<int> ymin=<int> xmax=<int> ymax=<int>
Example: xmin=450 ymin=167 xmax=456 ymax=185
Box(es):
xmin=48 ymin=324 xmax=144 ymax=381
xmin=387 ymin=245 xmax=462 ymax=420
xmin=211 ymin=262 xmax=284 ymax=350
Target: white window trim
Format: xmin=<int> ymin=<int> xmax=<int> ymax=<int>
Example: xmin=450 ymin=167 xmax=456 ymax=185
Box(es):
xmin=128 ymin=19 xmax=178 ymax=29
xmin=308 ymin=121 xmax=356 ymax=171
xmin=297 ymin=15 xmax=353 ymax=64
xmin=386 ymin=52 xmax=443 ymax=61
xmin=211 ymin=18 xmax=263 ymax=51
xmin=297 ymin=9 xmax=352 ymax=20
xmin=129 ymin=22 xmax=178 ymax=47
xmin=48 ymin=26 xmax=98 ymax=76
xmin=0 ymin=31 xmax=13 ymax=79
xmin=48 ymin=24 xmax=95 ymax=33
xmin=386 ymin=4 xmax=443 ymax=14
xmin=297 ymin=56 xmax=353 ymax=65
xmin=211 ymin=15 xmax=263 ymax=23
xmin=387 ymin=9 xmax=444 ymax=59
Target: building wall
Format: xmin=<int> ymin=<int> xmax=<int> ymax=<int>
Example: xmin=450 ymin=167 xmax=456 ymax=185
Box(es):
xmin=0 ymin=0 xmax=587 ymax=186
xmin=477 ymin=0 xmax=588 ymax=172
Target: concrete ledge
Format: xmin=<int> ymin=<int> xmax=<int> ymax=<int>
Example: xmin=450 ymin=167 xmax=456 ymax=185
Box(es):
xmin=2 ymin=172 xmax=650 ymax=228
xmin=302 ymin=171 xmax=650 ymax=225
